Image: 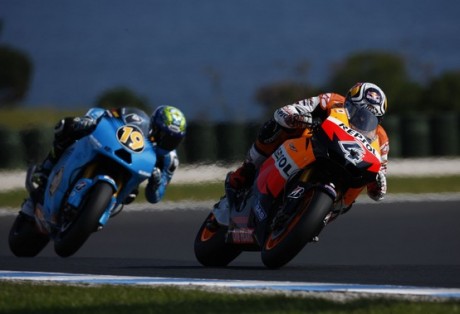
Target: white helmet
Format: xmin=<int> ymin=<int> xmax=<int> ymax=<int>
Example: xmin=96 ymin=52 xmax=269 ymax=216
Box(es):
xmin=345 ymin=82 xmax=387 ymax=121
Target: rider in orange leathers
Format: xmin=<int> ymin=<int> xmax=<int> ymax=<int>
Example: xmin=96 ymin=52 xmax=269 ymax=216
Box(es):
xmin=226 ymin=82 xmax=389 ymax=229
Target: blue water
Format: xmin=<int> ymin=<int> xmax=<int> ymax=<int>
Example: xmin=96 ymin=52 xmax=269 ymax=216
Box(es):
xmin=2 ymin=0 xmax=460 ymax=121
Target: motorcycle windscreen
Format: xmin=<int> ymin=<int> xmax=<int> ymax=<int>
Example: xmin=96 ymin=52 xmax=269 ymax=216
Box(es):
xmin=119 ymin=107 xmax=151 ymax=136
xmin=347 ymin=106 xmax=378 ymax=142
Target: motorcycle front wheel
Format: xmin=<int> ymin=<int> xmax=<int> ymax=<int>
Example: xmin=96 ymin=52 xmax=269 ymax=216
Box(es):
xmin=194 ymin=212 xmax=242 ymax=267
xmin=54 ymin=181 xmax=114 ymax=258
xmin=261 ymin=188 xmax=333 ymax=269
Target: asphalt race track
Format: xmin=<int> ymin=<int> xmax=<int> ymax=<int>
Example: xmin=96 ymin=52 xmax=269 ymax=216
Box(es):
xmin=1 ymin=200 xmax=460 ymax=289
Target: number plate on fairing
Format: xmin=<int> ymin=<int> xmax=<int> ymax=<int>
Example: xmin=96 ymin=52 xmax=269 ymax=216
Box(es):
xmin=117 ymin=125 xmax=145 ymax=152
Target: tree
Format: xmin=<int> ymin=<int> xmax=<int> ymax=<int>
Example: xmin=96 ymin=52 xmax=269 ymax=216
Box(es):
xmin=422 ymin=70 xmax=460 ymax=112
xmin=255 ymin=81 xmax=320 ymax=119
xmin=327 ymin=51 xmax=423 ymax=114
xmin=96 ymin=86 xmax=151 ymax=112
xmin=0 ymin=45 xmax=33 ymax=106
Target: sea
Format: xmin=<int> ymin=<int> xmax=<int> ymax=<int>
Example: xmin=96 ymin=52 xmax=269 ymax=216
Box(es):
xmin=2 ymin=0 xmax=460 ymax=122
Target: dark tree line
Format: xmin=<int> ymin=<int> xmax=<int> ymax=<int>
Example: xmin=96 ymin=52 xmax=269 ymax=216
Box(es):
xmin=256 ymin=51 xmax=460 ymax=119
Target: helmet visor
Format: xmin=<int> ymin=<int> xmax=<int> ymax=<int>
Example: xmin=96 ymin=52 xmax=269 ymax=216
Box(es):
xmin=155 ymin=129 xmax=183 ymax=151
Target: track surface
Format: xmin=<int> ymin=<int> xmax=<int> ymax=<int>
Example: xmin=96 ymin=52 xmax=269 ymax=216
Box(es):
xmin=1 ymin=200 xmax=459 ymax=288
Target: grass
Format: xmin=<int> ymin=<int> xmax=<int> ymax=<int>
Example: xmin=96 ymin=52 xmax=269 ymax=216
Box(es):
xmin=386 ymin=175 xmax=460 ymax=194
xmin=1 ymin=176 xmax=460 ymax=209
xmin=1 ymin=281 xmax=459 ymax=314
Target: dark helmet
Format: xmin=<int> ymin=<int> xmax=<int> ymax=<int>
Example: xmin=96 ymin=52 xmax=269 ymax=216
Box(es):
xmin=150 ymin=105 xmax=187 ymax=151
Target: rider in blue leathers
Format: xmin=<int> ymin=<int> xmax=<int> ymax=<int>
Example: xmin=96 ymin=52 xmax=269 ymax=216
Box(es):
xmin=20 ymin=105 xmax=187 ymax=217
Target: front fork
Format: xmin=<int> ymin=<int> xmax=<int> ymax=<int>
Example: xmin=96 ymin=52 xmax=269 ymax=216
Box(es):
xmin=297 ymin=167 xmax=338 ymax=201
xmin=298 ymin=167 xmax=358 ymax=227
xmin=64 ymin=162 xmax=120 ymax=228
xmin=274 ymin=167 xmax=340 ymax=231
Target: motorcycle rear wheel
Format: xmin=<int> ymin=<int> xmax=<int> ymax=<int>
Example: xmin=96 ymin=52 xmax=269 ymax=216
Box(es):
xmin=54 ymin=181 xmax=114 ymax=258
xmin=261 ymin=188 xmax=333 ymax=269
xmin=8 ymin=213 xmax=50 ymax=257
xmin=194 ymin=213 xmax=242 ymax=267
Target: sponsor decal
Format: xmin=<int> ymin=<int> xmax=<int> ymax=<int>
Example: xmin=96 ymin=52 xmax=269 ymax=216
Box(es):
xmin=230 ymin=228 xmax=255 ymax=244
xmin=75 ymin=181 xmax=87 ymax=191
xmin=273 ymin=147 xmax=295 ymax=178
xmin=275 ymin=108 xmax=291 ymax=121
xmin=337 ymin=122 xmax=377 ymax=155
xmin=254 ymin=201 xmax=267 ymax=221
xmin=288 ymin=186 xmax=305 ymax=199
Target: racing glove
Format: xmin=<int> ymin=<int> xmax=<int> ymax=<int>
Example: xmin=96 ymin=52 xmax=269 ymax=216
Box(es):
xmin=72 ymin=117 xmax=97 ymax=139
xmin=145 ymin=167 xmax=164 ymax=204
xmin=367 ymin=170 xmax=387 ymax=201
xmin=54 ymin=116 xmax=97 ymax=148
xmin=146 ymin=151 xmax=178 ymax=204
xmin=72 ymin=116 xmax=97 ymax=131
xmin=274 ymin=104 xmax=313 ymax=129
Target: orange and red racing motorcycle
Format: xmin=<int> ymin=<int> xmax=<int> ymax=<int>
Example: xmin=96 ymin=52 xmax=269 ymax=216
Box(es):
xmin=194 ymin=107 xmax=382 ymax=268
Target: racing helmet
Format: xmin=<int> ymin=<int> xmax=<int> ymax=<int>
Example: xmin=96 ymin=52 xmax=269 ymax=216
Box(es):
xmin=150 ymin=105 xmax=187 ymax=151
xmin=345 ymin=82 xmax=387 ymax=122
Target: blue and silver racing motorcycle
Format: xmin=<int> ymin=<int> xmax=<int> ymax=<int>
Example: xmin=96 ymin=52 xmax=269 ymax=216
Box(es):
xmin=9 ymin=108 xmax=156 ymax=257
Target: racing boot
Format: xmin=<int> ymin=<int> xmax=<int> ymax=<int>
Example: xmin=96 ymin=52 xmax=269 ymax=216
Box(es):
xmin=223 ymin=171 xmax=240 ymax=212
xmin=20 ymin=158 xmax=54 ymax=219
xmin=227 ymin=161 xmax=256 ymax=191
xmin=31 ymin=155 xmax=55 ymax=190
xmin=19 ymin=197 xmax=35 ymax=218
xmin=228 ymin=140 xmax=269 ymax=191
xmin=32 ymin=162 xmax=53 ymax=188
xmin=29 ymin=150 xmax=59 ymax=207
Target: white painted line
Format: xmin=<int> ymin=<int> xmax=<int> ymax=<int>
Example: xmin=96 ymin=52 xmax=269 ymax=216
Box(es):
xmin=1 ymin=270 xmax=459 ymax=299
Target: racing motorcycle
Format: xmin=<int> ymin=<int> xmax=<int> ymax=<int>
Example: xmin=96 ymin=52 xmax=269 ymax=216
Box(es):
xmin=9 ymin=108 xmax=156 ymax=258
xmin=194 ymin=107 xmax=382 ymax=268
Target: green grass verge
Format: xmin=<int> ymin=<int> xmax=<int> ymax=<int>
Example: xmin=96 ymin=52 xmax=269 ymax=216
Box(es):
xmin=1 ymin=176 xmax=460 ymax=209
xmin=386 ymin=175 xmax=460 ymax=194
xmin=1 ymin=281 xmax=459 ymax=314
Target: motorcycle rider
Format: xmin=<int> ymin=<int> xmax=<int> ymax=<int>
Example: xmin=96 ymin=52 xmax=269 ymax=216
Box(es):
xmin=20 ymin=105 xmax=187 ymax=217
xmin=226 ymin=82 xmax=389 ymax=241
